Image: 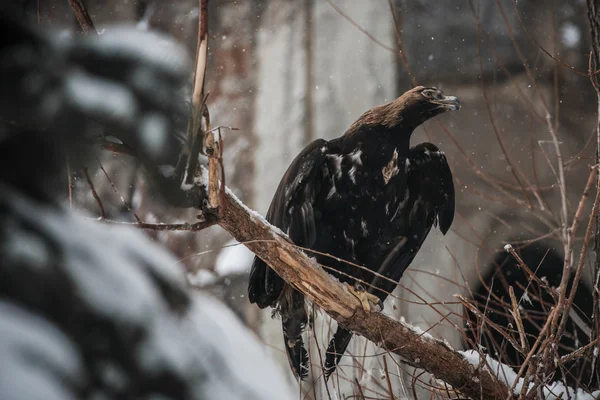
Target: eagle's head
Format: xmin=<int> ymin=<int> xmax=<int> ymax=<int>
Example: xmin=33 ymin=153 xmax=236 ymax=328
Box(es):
xmin=374 ymin=86 xmax=460 ymax=130
xmin=414 ymin=86 xmax=460 ymax=111
xmin=346 ymin=86 xmax=460 ymax=136
xmin=398 ymin=86 xmax=460 ymax=124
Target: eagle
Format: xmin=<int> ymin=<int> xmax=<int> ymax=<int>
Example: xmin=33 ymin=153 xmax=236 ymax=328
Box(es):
xmin=248 ymin=86 xmax=459 ymax=379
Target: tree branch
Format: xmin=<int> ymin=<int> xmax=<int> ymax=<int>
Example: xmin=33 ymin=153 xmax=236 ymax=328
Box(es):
xmin=185 ymin=0 xmax=210 ymax=186
xmin=210 ymin=187 xmax=510 ymax=400
xmin=67 ymin=0 xmax=98 ymax=35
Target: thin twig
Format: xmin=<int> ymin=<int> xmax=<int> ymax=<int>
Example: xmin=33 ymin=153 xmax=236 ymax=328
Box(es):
xmin=101 ymin=218 xmax=217 ymax=231
xmin=325 ymin=0 xmax=395 ymax=54
xmin=504 ymin=244 xmax=554 ymax=296
xmin=382 ymin=355 xmax=395 ymax=400
xmin=386 ymin=0 xmax=416 ymax=86
xmin=456 ymin=295 xmax=524 ymax=354
xmin=354 ymin=378 xmax=366 ymax=400
xmin=560 ymin=337 xmax=600 ymax=365
xmin=438 ymin=122 xmax=530 ymax=210
xmin=509 ymin=286 xmax=529 ymax=354
xmin=475 ymin=16 xmax=533 ymax=210
xmin=83 ymin=167 xmax=105 ymax=219
xmin=563 ymin=165 xmax=598 ymax=289
xmin=509 ymin=307 xmax=557 ymax=397
xmin=97 ymin=160 xmax=142 ymax=223
xmin=311 ymin=325 xmax=333 ymax=400
xmin=556 ymin=172 xmax=600 ymax=343
xmin=511 ymin=0 xmax=600 ymax=77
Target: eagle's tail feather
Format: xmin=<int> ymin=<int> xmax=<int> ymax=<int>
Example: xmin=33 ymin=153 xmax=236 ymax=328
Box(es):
xmin=283 ymin=324 xmax=309 ymax=380
xmin=282 ymin=289 xmax=309 ymax=379
xmin=324 ymin=327 xmax=353 ymax=380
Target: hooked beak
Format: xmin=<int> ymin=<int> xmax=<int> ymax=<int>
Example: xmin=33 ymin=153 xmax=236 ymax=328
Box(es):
xmin=433 ymin=95 xmax=461 ymax=111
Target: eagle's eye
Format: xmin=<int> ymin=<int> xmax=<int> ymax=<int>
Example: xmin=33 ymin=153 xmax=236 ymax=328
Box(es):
xmin=422 ymin=89 xmax=434 ymax=99
xmin=422 ymin=88 xmax=445 ymax=101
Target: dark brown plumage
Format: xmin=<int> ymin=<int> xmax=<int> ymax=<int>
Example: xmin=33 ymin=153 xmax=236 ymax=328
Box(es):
xmin=249 ymin=86 xmax=459 ymax=379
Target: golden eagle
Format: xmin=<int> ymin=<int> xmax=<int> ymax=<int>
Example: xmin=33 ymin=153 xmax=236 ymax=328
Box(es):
xmin=249 ymin=86 xmax=459 ymax=379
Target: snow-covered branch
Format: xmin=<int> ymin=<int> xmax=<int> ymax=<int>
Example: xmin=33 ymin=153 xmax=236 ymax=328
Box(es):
xmin=192 ymin=185 xmax=509 ymax=400
xmin=168 ymin=169 xmax=596 ymax=399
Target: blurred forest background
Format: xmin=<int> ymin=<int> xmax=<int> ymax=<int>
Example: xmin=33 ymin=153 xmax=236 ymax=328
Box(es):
xmin=6 ymin=0 xmax=600 ymax=398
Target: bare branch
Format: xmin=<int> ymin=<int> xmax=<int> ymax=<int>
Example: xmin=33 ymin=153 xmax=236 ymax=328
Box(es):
xmin=509 ymin=286 xmax=529 ymax=355
xmin=67 ymin=0 xmax=98 ymax=35
xmin=101 ymin=217 xmax=218 ymax=232
xmin=185 ymin=0 xmax=210 ymax=186
xmin=98 ymin=160 xmax=142 ymax=223
xmin=191 ymin=0 xmax=209 ymax=119
xmin=83 ymin=167 xmax=105 ymax=219
xmin=556 ymin=170 xmax=600 ymax=342
xmin=213 ymin=188 xmax=510 ymax=400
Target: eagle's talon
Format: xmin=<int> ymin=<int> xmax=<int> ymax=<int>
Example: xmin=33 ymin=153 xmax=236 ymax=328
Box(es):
xmin=344 ymin=282 xmax=381 ymax=312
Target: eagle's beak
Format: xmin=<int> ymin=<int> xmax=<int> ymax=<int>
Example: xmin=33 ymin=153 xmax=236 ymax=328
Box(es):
xmin=434 ymin=95 xmax=461 ymax=111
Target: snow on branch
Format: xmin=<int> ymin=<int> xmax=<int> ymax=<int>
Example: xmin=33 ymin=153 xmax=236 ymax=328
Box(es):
xmin=461 ymin=350 xmax=600 ymax=400
xmin=214 ymin=185 xmax=600 ymax=400
xmin=204 ymin=185 xmax=510 ymax=400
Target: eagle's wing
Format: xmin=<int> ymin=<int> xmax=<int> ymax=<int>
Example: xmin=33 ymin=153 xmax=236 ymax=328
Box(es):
xmin=248 ymin=138 xmax=329 ymax=308
xmin=248 ymin=138 xmax=329 ymax=380
xmin=370 ymin=142 xmax=455 ymax=299
xmin=406 ymin=143 xmax=455 ymax=234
